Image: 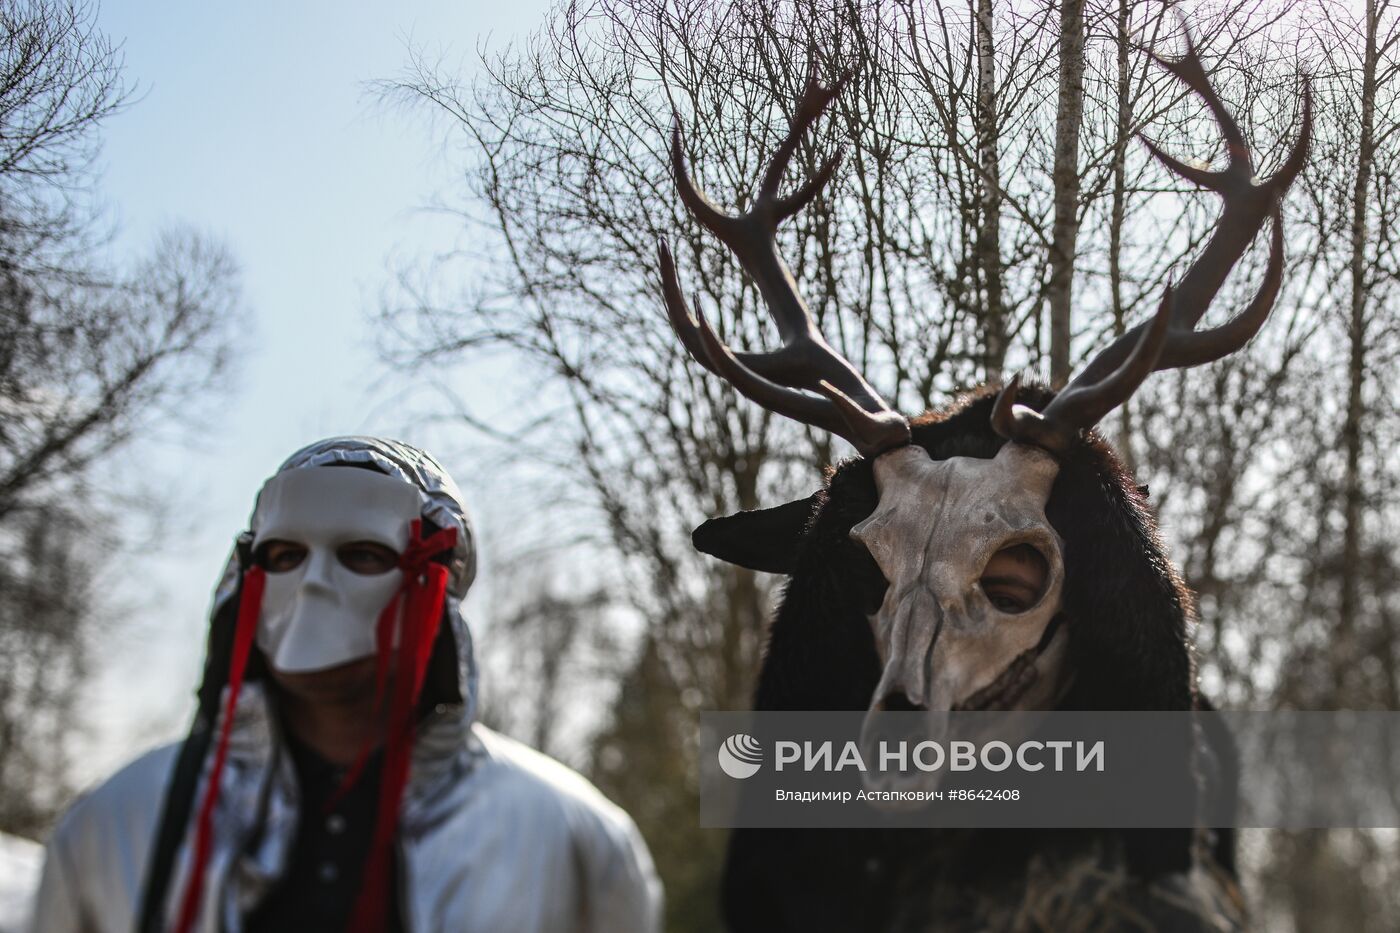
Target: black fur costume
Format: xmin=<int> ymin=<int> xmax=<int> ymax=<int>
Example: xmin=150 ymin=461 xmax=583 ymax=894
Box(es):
xmin=699 ymin=384 xmax=1241 ymax=933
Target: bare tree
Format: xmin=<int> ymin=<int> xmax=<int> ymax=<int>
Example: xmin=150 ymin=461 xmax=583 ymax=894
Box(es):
xmin=1104 ymin=0 xmax=1140 ymax=465
xmin=0 ymin=0 xmax=125 ymax=273
xmin=975 ymin=0 xmax=1008 ymax=377
xmin=1048 ymin=0 xmax=1085 ymax=386
xmin=473 ymin=560 xmax=618 ymax=759
xmin=1333 ymin=0 xmax=1399 ymax=701
xmin=384 ymin=0 xmax=1398 ymax=927
xmin=0 ymin=504 xmax=99 ymax=837
xmin=0 ymin=0 xmax=244 ymax=836
xmin=1120 ymin=7 xmax=1400 ymax=927
xmin=0 ymin=229 xmax=240 ymax=523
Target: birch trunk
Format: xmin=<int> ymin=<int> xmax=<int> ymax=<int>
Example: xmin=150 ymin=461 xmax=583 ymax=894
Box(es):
xmin=1336 ymin=0 xmax=1380 ymax=696
xmin=975 ymin=0 xmax=1007 ymax=380
xmin=1107 ymin=0 xmax=1135 ymax=469
xmin=1047 ymin=0 xmax=1085 ymax=388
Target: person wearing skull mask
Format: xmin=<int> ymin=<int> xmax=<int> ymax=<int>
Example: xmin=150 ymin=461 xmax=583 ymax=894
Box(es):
xmin=30 ymin=437 xmax=662 ymax=933
xmin=658 ymin=29 xmax=1307 ymax=932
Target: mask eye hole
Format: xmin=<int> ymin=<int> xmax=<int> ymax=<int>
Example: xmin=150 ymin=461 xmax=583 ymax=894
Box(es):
xmin=337 ymin=541 xmax=399 ymax=576
xmin=259 ymin=540 xmax=307 ymax=574
xmin=980 ymin=543 xmax=1049 ymax=614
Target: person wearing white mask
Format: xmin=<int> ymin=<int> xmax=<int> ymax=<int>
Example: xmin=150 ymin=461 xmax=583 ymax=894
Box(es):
xmin=30 ymin=437 xmax=662 ymax=933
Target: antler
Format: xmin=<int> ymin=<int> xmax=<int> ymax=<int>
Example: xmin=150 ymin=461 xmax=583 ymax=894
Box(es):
xmin=657 ymin=71 xmax=912 ymax=458
xmin=994 ymin=31 xmax=1312 ymax=454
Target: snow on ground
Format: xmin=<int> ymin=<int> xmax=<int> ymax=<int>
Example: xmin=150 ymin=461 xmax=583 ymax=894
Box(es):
xmin=0 ymin=832 xmax=42 ymax=933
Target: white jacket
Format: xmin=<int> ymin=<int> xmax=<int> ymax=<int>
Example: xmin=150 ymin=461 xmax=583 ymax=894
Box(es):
xmin=31 ymin=687 xmax=661 ymax=932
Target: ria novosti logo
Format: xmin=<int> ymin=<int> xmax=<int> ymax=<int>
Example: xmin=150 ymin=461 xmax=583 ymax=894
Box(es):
xmin=718 ymin=733 xmax=763 ymax=779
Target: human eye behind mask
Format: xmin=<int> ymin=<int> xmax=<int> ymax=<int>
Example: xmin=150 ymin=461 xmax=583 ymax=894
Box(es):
xmin=256 ymin=539 xmax=400 ymax=576
xmin=335 ymin=541 xmax=400 ymax=575
xmin=979 ymin=543 xmax=1050 ymax=615
xmin=258 ymin=539 xmax=308 ymax=573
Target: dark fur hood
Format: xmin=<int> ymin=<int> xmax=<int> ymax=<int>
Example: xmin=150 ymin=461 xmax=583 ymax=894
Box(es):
xmin=713 ymin=384 xmax=1212 ymax=933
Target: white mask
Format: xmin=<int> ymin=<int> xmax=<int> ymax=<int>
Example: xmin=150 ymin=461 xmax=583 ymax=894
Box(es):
xmin=251 ymin=466 xmax=423 ymax=673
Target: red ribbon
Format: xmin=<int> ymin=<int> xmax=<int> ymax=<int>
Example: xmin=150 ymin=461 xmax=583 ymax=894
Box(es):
xmin=346 ymin=520 xmax=454 ymax=933
xmin=173 ymin=564 xmax=264 ymax=933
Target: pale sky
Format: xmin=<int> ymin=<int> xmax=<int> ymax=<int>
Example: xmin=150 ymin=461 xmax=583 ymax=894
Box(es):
xmin=79 ymin=0 xmax=559 ymax=784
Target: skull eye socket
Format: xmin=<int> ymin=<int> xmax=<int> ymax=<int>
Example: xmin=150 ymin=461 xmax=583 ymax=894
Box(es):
xmin=979 ymin=543 xmax=1049 ymax=614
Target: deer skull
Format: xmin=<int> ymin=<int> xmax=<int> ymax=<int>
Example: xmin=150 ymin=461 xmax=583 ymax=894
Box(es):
xmin=851 ymin=443 xmax=1072 ymax=791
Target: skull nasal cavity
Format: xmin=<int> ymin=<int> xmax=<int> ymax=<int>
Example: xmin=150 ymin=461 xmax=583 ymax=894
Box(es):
xmin=878 ymin=691 xmax=928 ymax=713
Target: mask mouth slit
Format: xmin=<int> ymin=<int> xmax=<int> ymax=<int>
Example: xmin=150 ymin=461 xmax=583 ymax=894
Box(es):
xmin=952 ymin=647 xmax=1039 ymax=712
xmin=951 ymin=615 xmax=1064 ymax=712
